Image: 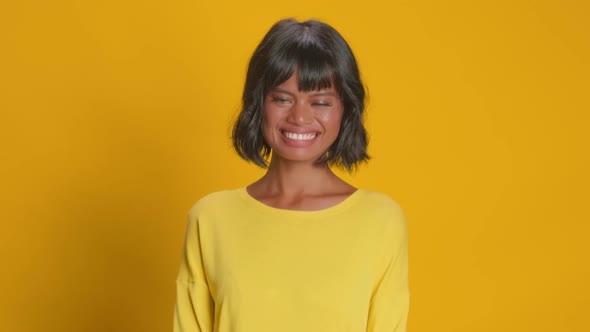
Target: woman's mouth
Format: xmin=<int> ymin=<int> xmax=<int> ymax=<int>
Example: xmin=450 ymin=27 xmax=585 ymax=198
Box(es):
xmin=281 ymin=130 xmax=318 ymax=141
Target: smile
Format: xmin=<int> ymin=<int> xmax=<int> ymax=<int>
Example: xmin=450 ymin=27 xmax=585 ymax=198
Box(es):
xmin=282 ymin=131 xmax=318 ymax=141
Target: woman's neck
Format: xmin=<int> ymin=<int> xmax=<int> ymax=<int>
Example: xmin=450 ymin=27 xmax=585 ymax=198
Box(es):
xmin=257 ymin=157 xmax=345 ymax=195
xmin=246 ymin=157 xmax=357 ymax=210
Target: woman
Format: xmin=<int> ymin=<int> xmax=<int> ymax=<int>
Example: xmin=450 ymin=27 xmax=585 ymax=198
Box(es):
xmin=174 ymin=18 xmax=409 ymax=332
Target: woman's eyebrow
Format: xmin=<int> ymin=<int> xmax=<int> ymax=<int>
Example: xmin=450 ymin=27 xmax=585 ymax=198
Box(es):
xmin=270 ymin=87 xmax=294 ymax=96
xmin=270 ymin=88 xmax=337 ymax=97
xmin=271 ymin=87 xmax=338 ymax=97
xmin=311 ymin=92 xmax=337 ymax=97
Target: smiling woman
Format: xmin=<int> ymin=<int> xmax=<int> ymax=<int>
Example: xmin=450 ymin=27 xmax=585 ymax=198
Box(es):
xmin=262 ymin=72 xmax=344 ymax=165
xmin=232 ymin=19 xmax=369 ymax=172
xmin=174 ymin=18 xmax=409 ymax=332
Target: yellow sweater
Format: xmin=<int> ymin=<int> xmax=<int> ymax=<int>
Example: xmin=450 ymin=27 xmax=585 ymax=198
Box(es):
xmin=174 ymin=187 xmax=409 ymax=332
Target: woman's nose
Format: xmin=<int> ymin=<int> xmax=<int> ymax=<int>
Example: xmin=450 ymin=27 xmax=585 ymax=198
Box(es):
xmin=287 ymin=102 xmax=313 ymax=125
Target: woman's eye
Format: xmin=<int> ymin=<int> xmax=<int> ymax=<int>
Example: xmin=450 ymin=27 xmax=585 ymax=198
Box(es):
xmin=271 ymin=97 xmax=291 ymax=104
xmin=312 ymin=102 xmax=332 ymax=107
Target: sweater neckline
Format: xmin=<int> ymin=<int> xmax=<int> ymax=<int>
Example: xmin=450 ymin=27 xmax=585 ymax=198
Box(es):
xmin=237 ymin=187 xmax=366 ymax=219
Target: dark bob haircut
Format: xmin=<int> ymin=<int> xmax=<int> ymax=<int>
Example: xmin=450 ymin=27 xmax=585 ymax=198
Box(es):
xmin=232 ymin=18 xmax=369 ymax=171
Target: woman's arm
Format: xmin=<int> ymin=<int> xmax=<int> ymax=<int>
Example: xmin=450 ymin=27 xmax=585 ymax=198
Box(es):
xmin=366 ymin=212 xmax=410 ymax=332
xmin=174 ymin=210 xmax=214 ymax=332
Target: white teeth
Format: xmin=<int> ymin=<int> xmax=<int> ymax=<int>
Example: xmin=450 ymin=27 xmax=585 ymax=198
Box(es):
xmin=283 ymin=131 xmax=317 ymax=140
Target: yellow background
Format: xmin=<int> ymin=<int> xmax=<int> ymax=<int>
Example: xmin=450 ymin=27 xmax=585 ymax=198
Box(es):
xmin=1 ymin=0 xmax=588 ymax=331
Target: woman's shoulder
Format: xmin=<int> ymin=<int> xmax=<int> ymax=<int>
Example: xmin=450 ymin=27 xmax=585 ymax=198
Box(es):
xmin=187 ymin=188 xmax=243 ymax=217
xmin=358 ymin=189 xmax=404 ymax=214
xmin=355 ymin=189 xmax=407 ymax=229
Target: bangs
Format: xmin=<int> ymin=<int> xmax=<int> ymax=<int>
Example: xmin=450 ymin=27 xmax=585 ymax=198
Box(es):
xmin=265 ymin=42 xmax=335 ymax=93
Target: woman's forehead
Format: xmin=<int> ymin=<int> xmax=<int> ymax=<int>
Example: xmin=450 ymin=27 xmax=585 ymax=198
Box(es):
xmin=271 ymin=70 xmax=336 ymax=93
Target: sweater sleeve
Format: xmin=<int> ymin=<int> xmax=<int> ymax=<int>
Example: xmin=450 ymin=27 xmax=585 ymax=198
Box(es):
xmin=174 ymin=209 xmax=214 ymax=332
xmin=366 ymin=212 xmax=410 ymax=332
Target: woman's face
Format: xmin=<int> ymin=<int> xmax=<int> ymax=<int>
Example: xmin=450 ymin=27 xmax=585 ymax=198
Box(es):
xmin=263 ymin=72 xmax=343 ymax=165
